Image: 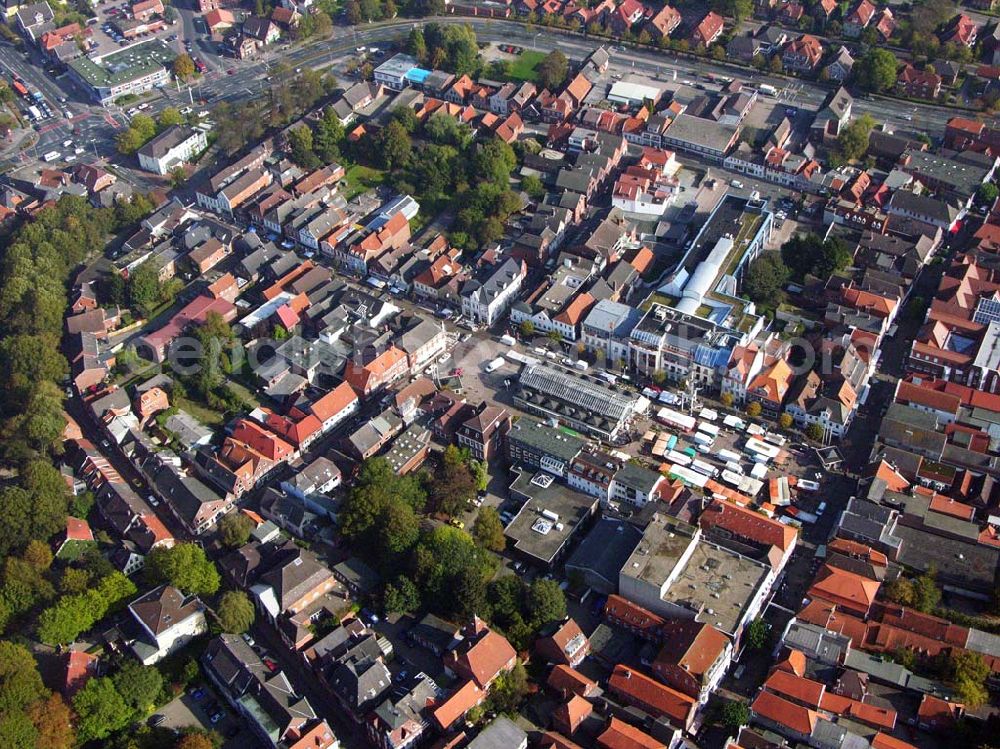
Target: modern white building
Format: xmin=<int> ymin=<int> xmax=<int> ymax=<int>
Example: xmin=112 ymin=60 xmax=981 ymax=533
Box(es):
xmin=137 ymin=125 xmax=208 ymax=175
xmin=460 ymin=257 xmax=526 ymax=326
xmin=128 ymin=585 xmax=207 ymax=664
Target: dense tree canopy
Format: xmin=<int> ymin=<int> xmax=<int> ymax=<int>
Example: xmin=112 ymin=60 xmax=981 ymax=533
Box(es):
xmin=73 ymin=677 xmax=132 ymax=744
xmin=854 ymin=49 xmax=898 ymax=93
xmin=218 ymin=512 xmax=253 ymax=549
xmin=537 ymin=50 xmax=569 ymax=90
xmin=743 ymin=253 xmax=790 ymax=309
xmin=216 ymin=590 xmax=255 ymax=634
xmin=145 ymin=543 xmax=220 ymax=596
xmin=780 ymin=233 xmax=852 ymax=281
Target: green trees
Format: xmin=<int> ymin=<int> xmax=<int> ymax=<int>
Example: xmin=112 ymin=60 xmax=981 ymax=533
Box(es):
xmin=0 ymin=462 xmax=69 ymax=557
xmin=73 ymin=677 xmax=132 ymax=744
xmin=746 ymin=402 xmax=762 ymax=418
xmin=406 ymin=27 xmax=428 ymax=62
xmin=780 ymin=234 xmax=853 ymax=281
xmin=116 ymin=113 xmax=157 ymax=155
xmin=946 ymin=651 xmax=990 ymax=708
xmin=287 ymin=125 xmax=320 ymax=169
xmin=978 ymin=182 xmax=999 ymax=206
xmin=0 ymin=644 xmax=73 ymax=748
xmin=340 ymin=458 xmax=426 ymax=563
xmin=526 ymin=578 xmax=567 ymax=627
xmin=854 ymin=49 xmax=898 ymax=93
xmin=36 ymin=571 xmax=137 ymax=645
xmin=216 ymin=590 xmax=255 ymax=634
xmin=375 ymin=121 xmax=412 ymax=170
xmin=145 ymin=543 xmax=220 ymax=596
xmin=521 ymin=174 xmax=545 ymax=200
xmin=484 ymin=575 xmax=567 ymax=650
xmin=218 ymin=512 xmax=253 ymax=549
xmin=720 ymin=700 xmax=751 ymax=729
xmin=422 ymin=23 xmax=480 ymax=75
xmin=413 ymin=525 xmax=496 ymax=619
xmin=157 ymin=107 xmax=185 ymax=128
xmin=383 ymin=575 xmax=421 ymax=614
xmin=805 ymin=423 xmax=824 ymax=441
xmin=837 ymin=114 xmax=875 ymax=163
xmin=537 ymin=50 xmax=569 ymax=90
xmin=313 ymin=107 xmax=345 ymax=164
xmin=0 ymin=642 xmax=45 ymax=713
xmin=173 ymin=53 xmax=195 ymax=80
xmin=746 ymin=618 xmax=770 ymax=650
xmin=110 ymin=661 xmax=162 ymax=718
xmin=429 ymin=445 xmax=477 ymax=516
xmin=473 ymin=507 xmax=506 ymax=552
xmin=743 ymin=253 xmax=790 ymax=309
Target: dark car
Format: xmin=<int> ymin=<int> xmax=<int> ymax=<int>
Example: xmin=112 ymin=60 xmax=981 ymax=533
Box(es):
xmin=148 ymin=714 xmax=166 ymax=727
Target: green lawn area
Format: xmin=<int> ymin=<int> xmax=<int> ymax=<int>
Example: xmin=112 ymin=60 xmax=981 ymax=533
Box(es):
xmin=506 ymin=50 xmax=547 ymax=83
xmin=174 ymin=395 xmax=225 ymax=427
xmin=342 ymin=164 xmax=385 ymax=200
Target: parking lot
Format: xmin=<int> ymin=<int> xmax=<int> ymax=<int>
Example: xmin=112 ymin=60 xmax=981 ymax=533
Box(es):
xmin=155 ymin=682 xmax=261 ymax=748
xmin=91 ymin=0 xmax=177 ymax=57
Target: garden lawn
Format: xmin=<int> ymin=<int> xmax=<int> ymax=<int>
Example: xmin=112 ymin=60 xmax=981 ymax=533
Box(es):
xmin=342 ymin=164 xmax=385 ymax=200
xmin=506 ymin=50 xmax=547 ymax=83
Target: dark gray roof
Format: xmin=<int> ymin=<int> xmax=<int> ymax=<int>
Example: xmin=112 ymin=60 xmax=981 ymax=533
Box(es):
xmin=259 ymin=544 xmax=335 ymax=611
xmin=468 ymin=717 xmax=527 ymax=749
xmin=566 ymin=517 xmax=642 ymax=588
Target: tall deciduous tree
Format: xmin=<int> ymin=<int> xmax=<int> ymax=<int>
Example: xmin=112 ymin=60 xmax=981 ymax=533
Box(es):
xmin=216 ymin=590 xmax=255 ymax=634
xmin=73 ymin=677 xmax=132 ymax=743
xmin=145 ymin=543 xmax=220 ymax=596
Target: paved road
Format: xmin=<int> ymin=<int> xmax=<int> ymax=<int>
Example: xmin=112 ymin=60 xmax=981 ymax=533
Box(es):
xmin=0 ymin=14 xmax=985 ymax=173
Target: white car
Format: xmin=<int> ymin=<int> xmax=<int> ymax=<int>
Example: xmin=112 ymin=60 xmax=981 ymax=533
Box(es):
xmin=437 ymin=353 xmax=450 ymax=364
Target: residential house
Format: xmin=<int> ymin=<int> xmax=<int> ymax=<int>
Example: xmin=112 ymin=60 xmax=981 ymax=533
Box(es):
xmin=128 ymin=585 xmax=207 ymax=665
xmin=843 ymin=0 xmax=876 ymax=37
xmin=535 ymin=618 xmax=590 ymax=667
xmin=444 ymin=617 xmax=517 ymax=689
xmin=897 ymin=65 xmax=942 ymax=99
xmin=782 ymin=35 xmax=824 ymax=73
xmin=691 ymin=11 xmax=724 ymax=46
xmin=137 ymin=126 xmax=207 ymax=175
xmin=460 ymin=257 xmax=527 ymax=326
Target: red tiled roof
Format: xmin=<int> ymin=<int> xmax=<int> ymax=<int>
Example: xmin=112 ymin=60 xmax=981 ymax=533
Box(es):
xmin=751 ymin=690 xmax=818 ymax=735
xmin=65 ymin=516 xmax=94 ymax=542
xmin=808 ymin=565 xmax=880 ymax=615
xmin=432 ymin=679 xmax=484 ymax=730
xmin=63 ymin=650 xmax=98 ymax=694
xmin=309 ymin=382 xmax=358 ymax=423
xmin=287 ymin=721 xmax=339 ymax=749
xmin=608 ymin=664 xmax=695 ymax=727
xmin=230 ymin=419 xmax=294 ymax=462
xmin=604 ymin=595 xmax=665 ymax=635
xmin=547 ymin=664 xmax=597 ymax=697
xmin=449 ymin=629 xmax=516 ymax=689
xmin=819 ymin=692 xmax=897 ymax=730
xmin=699 ymin=499 xmax=797 ymax=552
xmin=596 ymin=718 xmax=665 ymax=749
xmin=763 ymin=670 xmax=825 ymax=708
xmin=872 ymin=733 xmax=919 ymax=749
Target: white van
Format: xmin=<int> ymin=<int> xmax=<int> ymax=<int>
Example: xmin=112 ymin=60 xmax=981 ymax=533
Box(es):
xmin=484 ymin=357 xmax=506 ymax=373
xmin=500 ymin=334 xmax=516 ymax=346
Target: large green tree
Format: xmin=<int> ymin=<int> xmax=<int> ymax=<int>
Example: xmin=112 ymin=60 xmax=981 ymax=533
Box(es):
xmin=73 ymin=677 xmax=132 ymax=744
xmin=473 ymin=507 xmax=506 ymax=552
xmin=837 ymin=114 xmax=876 ymax=162
xmin=110 ymin=661 xmax=163 ymax=718
xmin=216 ymin=590 xmax=255 ymax=634
xmin=536 ymin=50 xmax=568 ymax=90
xmin=743 ymin=253 xmax=790 ymax=308
xmin=854 ymin=48 xmax=898 ymax=93
xmin=218 ymin=512 xmax=253 ymax=549
xmin=429 ymin=445 xmax=477 ymax=517
xmin=145 ymin=543 xmax=220 ymax=596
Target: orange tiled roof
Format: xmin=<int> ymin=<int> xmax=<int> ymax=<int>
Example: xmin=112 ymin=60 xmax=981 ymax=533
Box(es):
xmin=751 ymin=690 xmax=818 ymax=735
